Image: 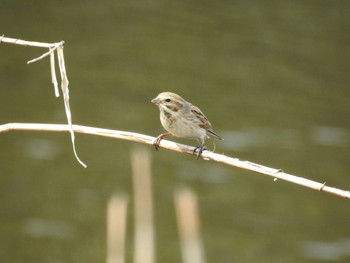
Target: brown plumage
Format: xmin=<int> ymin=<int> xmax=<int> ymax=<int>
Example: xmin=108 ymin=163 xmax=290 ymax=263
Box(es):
xmin=151 ymin=92 xmax=223 ymax=158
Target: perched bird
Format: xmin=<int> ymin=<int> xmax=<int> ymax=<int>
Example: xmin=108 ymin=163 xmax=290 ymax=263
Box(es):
xmin=151 ymin=92 xmax=223 ymax=158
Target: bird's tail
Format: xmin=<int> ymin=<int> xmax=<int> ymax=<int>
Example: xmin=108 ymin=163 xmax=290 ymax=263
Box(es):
xmin=207 ymin=129 xmax=223 ymax=141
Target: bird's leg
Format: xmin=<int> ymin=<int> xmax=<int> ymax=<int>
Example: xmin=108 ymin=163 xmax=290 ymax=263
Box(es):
xmin=193 ymin=144 xmax=206 ymax=159
xmin=153 ymin=132 xmax=172 ymax=151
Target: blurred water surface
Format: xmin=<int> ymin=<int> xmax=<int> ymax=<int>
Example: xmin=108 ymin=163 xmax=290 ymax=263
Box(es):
xmin=1 ymin=1 xmax=350 ymax=262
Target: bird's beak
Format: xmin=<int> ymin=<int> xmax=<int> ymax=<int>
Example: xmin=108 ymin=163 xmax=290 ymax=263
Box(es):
xmin=151 ymin=97 xmax=159 ymax=105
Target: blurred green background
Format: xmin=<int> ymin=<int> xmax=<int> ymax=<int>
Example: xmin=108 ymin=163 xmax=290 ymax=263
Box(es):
xmin=1 ymin=0 xmax=350 ymax=262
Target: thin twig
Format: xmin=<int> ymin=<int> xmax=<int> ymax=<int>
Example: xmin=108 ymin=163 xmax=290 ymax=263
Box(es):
xmin=50 ymin=49 xmax=60 ymax=97
xmin=1 ymin=122 xmax=349 ymax=200
xmin=56 ymin=45 xmax=86 ymax=168
xmin=0 ymin=36 xmax=61 ymax=48
xmin=27 ymin=42 xmax=63 ymax=64
xmin=1 ymin=36 xmax=85 ymax=167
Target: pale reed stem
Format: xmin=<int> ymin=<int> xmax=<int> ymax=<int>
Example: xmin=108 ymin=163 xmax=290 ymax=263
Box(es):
xmin=1 ymin=122 xmax=349 ymax=200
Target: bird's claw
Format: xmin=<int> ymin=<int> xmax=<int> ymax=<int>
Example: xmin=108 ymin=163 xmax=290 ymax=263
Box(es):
xmin=153 ymin=136 xmax=162 ymax=151
xmin=153 ymin=132 xmax=172 ymax=151
xmin=193 ymin=145 xmax=206 ymax=159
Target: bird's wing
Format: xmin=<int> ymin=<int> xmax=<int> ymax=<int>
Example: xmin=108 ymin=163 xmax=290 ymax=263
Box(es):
xmin=190 ymin=105 xmax=212 ymax=129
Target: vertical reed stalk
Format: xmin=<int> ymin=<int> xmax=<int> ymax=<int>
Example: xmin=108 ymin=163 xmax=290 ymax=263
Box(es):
xmin=106 ymin=194 xmax=128 ymax=263
xmin=131 ymin=147 xmax=155 ymax=263
xmin=174 ymin=187 xmax=206 ymax=263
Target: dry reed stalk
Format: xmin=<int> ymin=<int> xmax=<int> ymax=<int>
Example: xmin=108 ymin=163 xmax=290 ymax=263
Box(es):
xmin=174 ymin=187 xmax=206 ymax=263
xmin=0 ymin=36 xmax=86 ymax=167
xmin=131 ymin=147 xmax=155 ymax=263
xmin=1 ymin=123 xmax=349 ymax=200
xmin=107 ymin=194 xmax=128 ymax=263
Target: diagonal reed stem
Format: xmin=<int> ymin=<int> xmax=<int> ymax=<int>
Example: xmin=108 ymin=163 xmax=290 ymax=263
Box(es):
xmin=1 ymin=122 xmax=349 ymax=200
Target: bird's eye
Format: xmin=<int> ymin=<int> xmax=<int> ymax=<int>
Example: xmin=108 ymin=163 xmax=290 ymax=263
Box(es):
xmin=165 ymin=98 xmax=171 ymax=103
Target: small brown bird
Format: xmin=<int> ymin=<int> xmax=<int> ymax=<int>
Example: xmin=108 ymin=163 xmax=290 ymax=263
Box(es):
xmin=151 ymin=92 xmax=223 ymax=158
